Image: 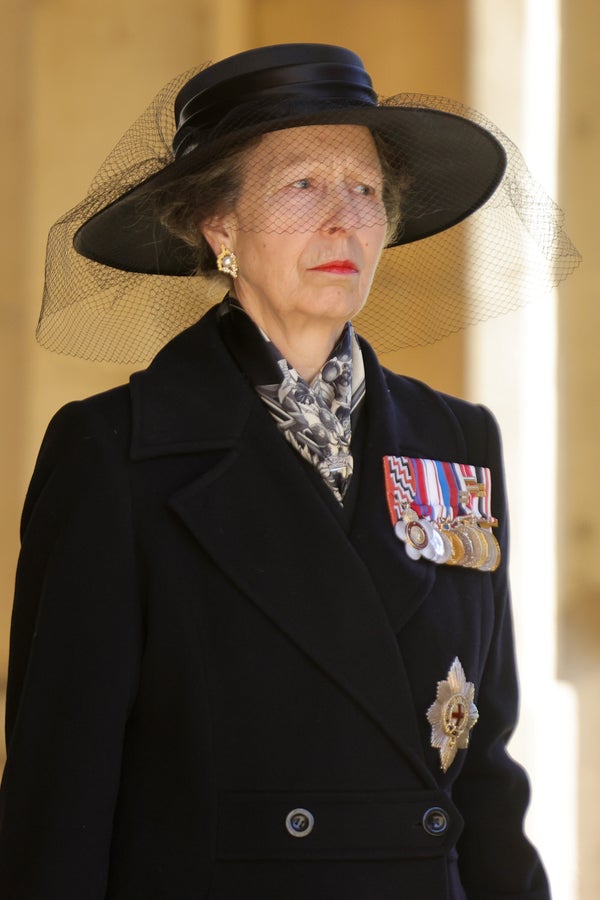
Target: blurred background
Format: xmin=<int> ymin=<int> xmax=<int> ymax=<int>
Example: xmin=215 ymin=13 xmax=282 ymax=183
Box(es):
xmin=0 ymin=0 xmax=597 ymax=897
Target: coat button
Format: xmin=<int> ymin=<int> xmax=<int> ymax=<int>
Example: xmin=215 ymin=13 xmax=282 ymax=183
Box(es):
xmin=422 ymin=806 xmax=449 ymax=836
xmin=285 ymin=808 xmax=315 ymax=838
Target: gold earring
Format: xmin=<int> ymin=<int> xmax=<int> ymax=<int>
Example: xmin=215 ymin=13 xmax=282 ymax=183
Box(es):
xmin=216 ymin=245 xmax=239 ymax=278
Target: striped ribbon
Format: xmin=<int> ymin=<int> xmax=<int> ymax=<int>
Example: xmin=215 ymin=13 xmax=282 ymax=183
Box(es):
xmin=383 ymin=456 xmax=495 ymax=527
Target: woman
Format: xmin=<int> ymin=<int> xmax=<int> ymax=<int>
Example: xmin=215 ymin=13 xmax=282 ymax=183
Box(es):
xmin=0 ymin=43 xmax=579 ymax=899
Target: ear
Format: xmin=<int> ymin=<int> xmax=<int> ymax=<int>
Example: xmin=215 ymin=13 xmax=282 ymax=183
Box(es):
xmin=201 ymin=214 xmax=237 ymax=258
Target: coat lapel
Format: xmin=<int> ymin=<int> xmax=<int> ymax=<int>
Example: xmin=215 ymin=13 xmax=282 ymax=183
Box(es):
xmin=130 ymin=309 xmax=435 ymax=785
xmin=348 ymin=340 xmax=469 ymax=634
xmin=170 ymin=415 xmax=434 ymax=782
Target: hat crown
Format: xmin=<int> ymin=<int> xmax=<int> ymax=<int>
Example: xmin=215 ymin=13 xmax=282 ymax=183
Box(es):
xmin=172 ymin=43 xmax=376 ymax=157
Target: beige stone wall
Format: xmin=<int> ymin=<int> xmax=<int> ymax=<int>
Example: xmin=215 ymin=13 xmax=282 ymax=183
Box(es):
xmin=25 ymin=0 xmax=248 ymax=469
xmin=0 ymin=0 xmax=32 ymax=760
xmin=559 ymin=1 xmax=600 ymax=897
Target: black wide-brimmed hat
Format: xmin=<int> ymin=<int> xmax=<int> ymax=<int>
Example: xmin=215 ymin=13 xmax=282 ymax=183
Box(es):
xmin=39 ymin=43 xmax=580 ymax=362
xmin=73 ymin=43 xmax=507 ymax=276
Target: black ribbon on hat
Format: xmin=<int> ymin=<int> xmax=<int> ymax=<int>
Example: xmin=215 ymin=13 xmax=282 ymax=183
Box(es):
xmin=173 ymin=61 xmax=377 ymax=157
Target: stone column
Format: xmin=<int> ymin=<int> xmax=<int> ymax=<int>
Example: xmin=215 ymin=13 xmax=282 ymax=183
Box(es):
xmin=559 ymin=0 xmax=600 ymax=897
xmin=0 ymin=0 xmax=33 ymax=761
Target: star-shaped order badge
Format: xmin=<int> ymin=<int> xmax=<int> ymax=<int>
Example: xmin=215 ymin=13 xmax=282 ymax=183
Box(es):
xmin=427 ymin=658 xmax=479 ymax=772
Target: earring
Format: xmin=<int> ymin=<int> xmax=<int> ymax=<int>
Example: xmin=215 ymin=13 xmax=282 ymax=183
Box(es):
xmin=216 ymin=245 xmax=239 ymax=278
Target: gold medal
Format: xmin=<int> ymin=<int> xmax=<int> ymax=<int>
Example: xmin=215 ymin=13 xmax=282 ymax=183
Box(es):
xmin=478 ymin=526 xmax=501 ymax=572
xmin=444 ymin=528 xmax=466 ymax=566
xmin=459 ymin=522 xmax=489 ymax=569
xmin=452 ymin=524 xmax=477 ymax=567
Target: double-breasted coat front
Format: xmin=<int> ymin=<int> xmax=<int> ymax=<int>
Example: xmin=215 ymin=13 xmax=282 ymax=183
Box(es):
xmin=0 ymin=307 xmax=550 ymax=899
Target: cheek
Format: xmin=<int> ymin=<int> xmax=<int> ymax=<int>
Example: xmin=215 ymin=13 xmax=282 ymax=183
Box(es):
xmin=235 ymin=234 xmax=269 ymax=272
xmin=361 ymin=232 xmax=386 ymax=275
xmin=264 ymin=236 xmax=309 ymax=276
xmin=237 ymin=235 xmax=303 ymax=290
xmin=366 ymin=224 xmax=388 ymax=254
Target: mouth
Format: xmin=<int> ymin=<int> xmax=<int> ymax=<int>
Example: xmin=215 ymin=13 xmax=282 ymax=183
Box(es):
xmin=309 ymin=260 xmax=359 ymax=275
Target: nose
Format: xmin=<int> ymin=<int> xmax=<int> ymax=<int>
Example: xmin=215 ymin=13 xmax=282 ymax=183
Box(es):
xmin=319 ymin=186 xmax=364 ymax=235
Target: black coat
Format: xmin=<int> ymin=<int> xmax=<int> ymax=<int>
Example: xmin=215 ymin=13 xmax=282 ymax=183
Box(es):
xmin=0 ymin=307 xmax=550 ymax=899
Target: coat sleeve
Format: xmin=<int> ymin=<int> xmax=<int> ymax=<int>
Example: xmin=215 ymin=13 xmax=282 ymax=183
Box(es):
xmin=452 ymin=405 xmax=551 ymax=899
xmin=0 ymin=398 xmax=143 ymax=900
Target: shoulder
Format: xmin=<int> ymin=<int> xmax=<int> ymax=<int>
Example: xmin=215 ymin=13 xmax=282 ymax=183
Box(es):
xmin=380 ymin=363 xmax=501 ymax=462
xmin=22 ymin=384 xmax=134 ymax=535
xmin=39 ymin=383 xmax=133 ymax=465
xmin=378 ymin=364 xmax=510 ymax=556
xmin=381 ymin=364 xmax=490 ymax=427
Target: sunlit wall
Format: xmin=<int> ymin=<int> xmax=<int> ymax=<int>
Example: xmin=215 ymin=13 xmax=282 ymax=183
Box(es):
xmin=466 ymin=2 xmax=577 ymax=897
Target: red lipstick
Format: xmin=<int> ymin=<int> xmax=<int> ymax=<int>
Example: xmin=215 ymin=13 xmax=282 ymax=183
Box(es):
xmin=310 ymin=260 xmax=358 ymax=275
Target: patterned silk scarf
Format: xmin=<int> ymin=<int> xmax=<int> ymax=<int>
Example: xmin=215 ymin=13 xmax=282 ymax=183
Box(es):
xmin=219 ymin=296 xmax=366 ymax=503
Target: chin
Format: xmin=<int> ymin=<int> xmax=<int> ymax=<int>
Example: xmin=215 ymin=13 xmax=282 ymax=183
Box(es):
xmin=307 ymin=287 xmax=366 ymax=321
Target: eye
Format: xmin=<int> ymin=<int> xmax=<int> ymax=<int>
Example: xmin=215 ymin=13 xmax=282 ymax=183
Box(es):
xmin=292 ymin=178 xmax=311 ymax=190
xmin=355 ymin=183 xmax=376 ymax=196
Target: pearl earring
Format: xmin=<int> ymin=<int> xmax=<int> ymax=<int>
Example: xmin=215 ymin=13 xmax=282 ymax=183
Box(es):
xmin=216 ymin=245 xmax=239 ymax=278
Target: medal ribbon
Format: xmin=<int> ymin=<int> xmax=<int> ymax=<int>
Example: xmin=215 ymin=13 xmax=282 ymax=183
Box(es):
xmin=383 ymin=456 xmax=494 ymax=526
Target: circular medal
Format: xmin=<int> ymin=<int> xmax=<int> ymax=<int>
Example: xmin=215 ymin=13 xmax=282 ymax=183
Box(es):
xmin=434 ymin=527 xmax=453 ymax=564
xmin=421 ymin=522 xmax=444 ymax=561
xmin=406 ymin=520 xmax=430 ymax=551
xmin=394 ymin=519 xmax=407 ymax=541
xmin=405 ymin=542 xmax=422 ymax=560
xmin=445 ymin=528 xmax=466 ymax=566
xmin=453 ymin=524 xmax=478 ymax=567
xmin=478 ymin=527 xmax=501 ymax=572
xmin=460 ymin=523 xmax=489 ymax=569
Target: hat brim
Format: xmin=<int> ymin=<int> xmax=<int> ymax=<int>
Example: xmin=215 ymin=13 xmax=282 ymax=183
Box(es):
xmin=74 ymin=103 xmax=506 ymax=276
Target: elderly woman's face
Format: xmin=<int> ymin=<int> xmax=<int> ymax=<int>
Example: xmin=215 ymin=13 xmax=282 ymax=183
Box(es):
xmin=206 ymin=125 xmax=389 ymax=331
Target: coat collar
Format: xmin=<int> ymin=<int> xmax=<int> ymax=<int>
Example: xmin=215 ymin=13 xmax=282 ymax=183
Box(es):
xmin=129 ymin=308 xmax=467 ymax=785
xmin=130 ymin=307 xmax=467 ymax=463
xmin=129 ymin=306 xmax=255 ymax=458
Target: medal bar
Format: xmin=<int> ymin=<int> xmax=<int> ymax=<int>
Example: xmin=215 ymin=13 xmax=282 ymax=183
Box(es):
xmin=383 ymin=455 xmax=501 ymax=571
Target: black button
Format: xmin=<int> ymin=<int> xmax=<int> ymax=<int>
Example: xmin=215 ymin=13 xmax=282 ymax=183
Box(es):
xmin=285 ymin=807 xmax=315 ymax=837
xmin=422 ymin=806 xmax=449 ymax=836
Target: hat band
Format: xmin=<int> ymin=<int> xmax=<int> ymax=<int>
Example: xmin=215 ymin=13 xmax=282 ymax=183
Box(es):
xmin=173 ymin=61 xmax=377 ymax=157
